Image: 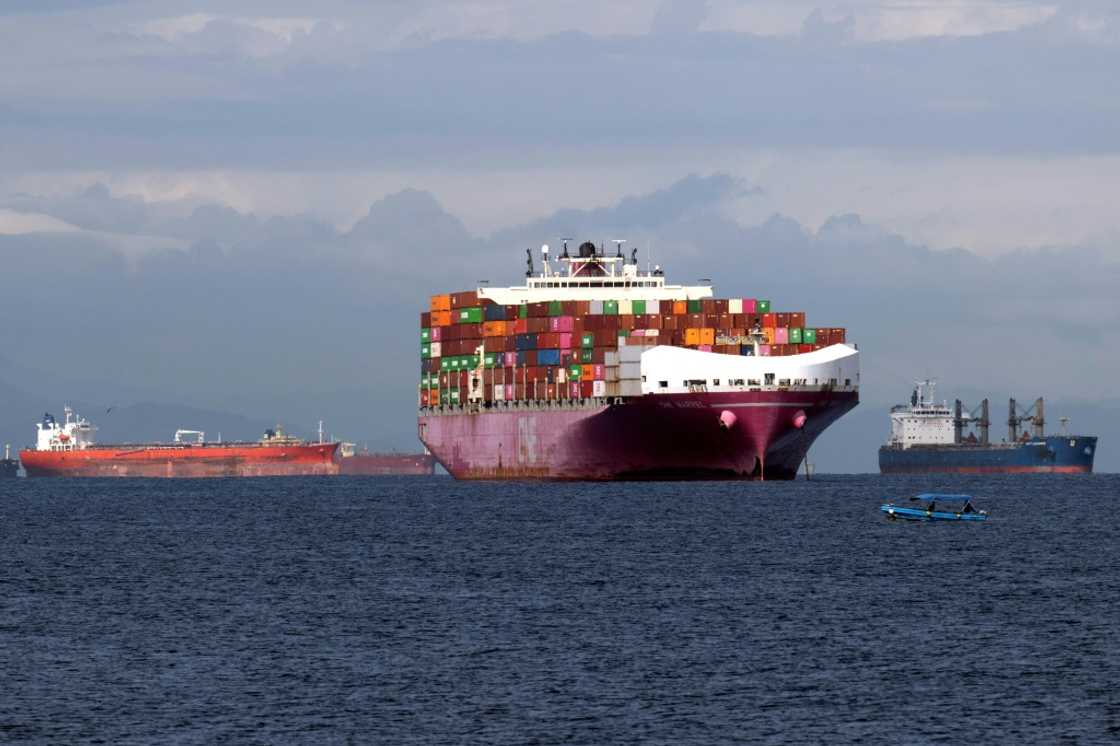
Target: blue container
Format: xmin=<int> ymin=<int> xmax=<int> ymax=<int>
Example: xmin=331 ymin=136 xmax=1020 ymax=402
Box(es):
xmin=515 ymin=333 xmax=538 ymax=351
xmin=537 ymin=349 xmax=561 ymax=365
xmin=484 ymin=304 xmax=505 ymax=321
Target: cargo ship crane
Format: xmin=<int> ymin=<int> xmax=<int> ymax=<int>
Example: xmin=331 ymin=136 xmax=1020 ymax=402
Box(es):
xmin=1008 ymin=397 xmax=1044 ymax=441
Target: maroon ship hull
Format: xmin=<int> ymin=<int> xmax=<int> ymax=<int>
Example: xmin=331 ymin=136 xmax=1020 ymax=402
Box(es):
xmin=339 ymin=453 xmax=436 ymax=476
xmin=419 ymin=390 xmax=857 ymax=480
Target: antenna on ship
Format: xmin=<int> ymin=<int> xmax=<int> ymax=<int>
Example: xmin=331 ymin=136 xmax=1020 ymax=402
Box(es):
xmin=541 ymin=244 xmax=550 ymax=277
xmin=318 ymin=420 xmax=324 ymax=444
xmin=612 ymin=239 xmax=626 ymax=258
xmin=560 ymin=238 xmax=572 ymax=259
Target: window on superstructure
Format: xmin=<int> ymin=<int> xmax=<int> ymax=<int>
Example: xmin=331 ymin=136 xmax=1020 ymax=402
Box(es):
xmin=713 ymin=379 xmax=720 ymax=386
xmin=748 ymin=379 xmax=760 ymax=386
xmin=659 ymin=381 xmax=668 ymax=388
xmin=764 ymin=373 xmax=775 ymax=385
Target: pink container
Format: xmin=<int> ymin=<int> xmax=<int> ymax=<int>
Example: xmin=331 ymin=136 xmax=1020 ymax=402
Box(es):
xmin=698 ymin=344 xmax=713 ymax=352
xmin=431 ymin=327 xmax=442 ymax=341
xmin=558 ymin=333 xmax=572 ymax=349
xmin=504 ymin=384 xmax=514 ymax=399
xmin=630 ymin=329 xmax=645 ymax=337
xmin=549 ymin=316 xmax=574 ymax=333
xmin=570 ymin=382 xmax=581 ymax=398
xmin=504 ymin=352 xmax=517 ymax=367
xmin=743 ymin=299 xmax=757 ymax=314
xmin=759 ymin=344 xmax=771 ymax=356
xmin=775 ymin=327 xmax=789 ymax=344
xmin=593 ymin=364 xmax=605 ymax=380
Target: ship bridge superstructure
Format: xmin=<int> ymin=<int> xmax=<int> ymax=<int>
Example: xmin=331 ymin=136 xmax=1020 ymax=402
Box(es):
xmin=35 ymin=406 xmax=97 ymax=452
xmin=480 ymin=240 xmax=714 ymax=305
xmin=887 ymin=380 xmax=956 ymax=448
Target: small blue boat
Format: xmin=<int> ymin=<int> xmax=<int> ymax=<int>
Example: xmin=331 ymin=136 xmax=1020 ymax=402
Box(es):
xmin=881 ymin=493 xmax=988 ymax=522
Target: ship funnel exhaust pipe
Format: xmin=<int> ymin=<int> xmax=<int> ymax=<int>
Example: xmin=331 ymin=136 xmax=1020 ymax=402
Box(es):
xmin=719 ymin=410 xmax=737 ymax=430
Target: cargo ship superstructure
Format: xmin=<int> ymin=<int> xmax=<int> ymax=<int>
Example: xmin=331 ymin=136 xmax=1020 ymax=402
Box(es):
xmin=418 ymin=242 xmax=859 ymax=480
xmin=20 ymin=407 xmax=340 ymax=478
xmin=878 ymin=381 xmax=1096 ymax=474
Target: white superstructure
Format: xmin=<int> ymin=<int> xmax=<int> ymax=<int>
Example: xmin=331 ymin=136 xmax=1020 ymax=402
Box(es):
xmin=479 ymin=240 xmax=713 ymax=305
xmin=35 ymin=406 xmax=97 ymax=451
xmin=886 ymin=380 xmax=955 ymax=448
xmin=634 ymin=344 xmax=859 ymax=395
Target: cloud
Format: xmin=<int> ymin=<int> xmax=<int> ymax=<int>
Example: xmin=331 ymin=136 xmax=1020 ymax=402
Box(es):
xmin=651 ymin=0 xmax=709 ymax=34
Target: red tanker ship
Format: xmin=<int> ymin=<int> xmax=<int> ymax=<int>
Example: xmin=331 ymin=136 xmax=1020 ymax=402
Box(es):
xmin=20 ymin=407 xmax=340 ymax=478
xmin=418 ymin=241 xmax=859 ymax=480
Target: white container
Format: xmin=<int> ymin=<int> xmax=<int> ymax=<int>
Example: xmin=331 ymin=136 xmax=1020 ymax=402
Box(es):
xmin=620 ymin=381 xmax=643 ymax=397
xmin=729 ymin=298 xmax=743 ymax=314
xmin=618 ymin=299 xmax=632 ymax=315
xmin=620 ymin=362 xmax=642 ymax=380
xmin=589 ymin=300 xmax=603 ymax=315
xmin=430 ymin=341 xmax=442 ymax=357
xmin=592 ymin=380 xmax=607 ymax=397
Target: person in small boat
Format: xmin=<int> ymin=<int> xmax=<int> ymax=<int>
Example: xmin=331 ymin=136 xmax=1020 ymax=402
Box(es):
xmin=961 ymin=501 xmax=975 ymax=514
xmin=926 ymin=499 xmax=936 ymax=513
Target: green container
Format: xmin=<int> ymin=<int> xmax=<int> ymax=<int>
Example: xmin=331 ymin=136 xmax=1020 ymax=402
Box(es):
xmin=569 ymin=365 xmax=582 ymax=380
xmin=789 ymin=327 xmax=803 ymax=344
xmin=519 ymin=303 xmax=528 ymax=319
xmin=803 ymin=328 xmax=817 ymax=344
xmin=484 ymin=353 xmax=500 ymax=368
xmin=421 ymin=344 xmax=431 ymax=359
xmin=580 ymin=349 xmax=593 ymax=363
xmin=581 ymin=333 xmax=594 ymax=348
xmin=440 ymin=390 xmax=450 ymax=405
xmin=440 ymin=358 xmax=451 ymax=371
xmin=631 ymin=300 xmax=646 ymax=314
xmin=450 ymin=390 xmax=461 ymax=404
xmin=757 ymin=300 xmax=771 ymax=313
xmin=603 ymin=300 xmax=619 ymax=316
xmin=421 ymin=328 xmax=431 ymax=343
xmin=548 ymin=300 xmax=564 ymax=316
xmin=468 ymin=355 xmax=481 ymax=369
xmin=687 ymin=299 xmax=702 ymax=313
xmin=456 ymin=307 xmax=483 ymax=324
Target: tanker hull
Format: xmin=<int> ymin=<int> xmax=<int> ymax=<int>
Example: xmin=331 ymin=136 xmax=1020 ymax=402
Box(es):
xmin=20 ymin=442 xmax=340 ymax=478
xmin=420 ymin=390 xmax=857 ymax=480
xmin=339 ymin=453 xmax=436 ymax=476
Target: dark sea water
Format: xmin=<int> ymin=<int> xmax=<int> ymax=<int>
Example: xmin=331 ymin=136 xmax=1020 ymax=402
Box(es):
xmin=1 ymin=474 xmax=1118 ymax=745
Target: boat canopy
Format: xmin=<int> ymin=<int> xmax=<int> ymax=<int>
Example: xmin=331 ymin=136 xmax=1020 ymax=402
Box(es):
xmin=912 ymin=493 xmax=973 ymax=502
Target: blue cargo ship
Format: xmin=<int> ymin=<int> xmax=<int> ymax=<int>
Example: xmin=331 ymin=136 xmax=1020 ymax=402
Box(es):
xmin=878 ymin=381 xmax=1096 ymax=474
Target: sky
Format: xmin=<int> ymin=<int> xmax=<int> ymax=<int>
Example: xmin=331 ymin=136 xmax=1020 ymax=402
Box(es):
xmin=1 ymin=0 xmax=1118 ymax=470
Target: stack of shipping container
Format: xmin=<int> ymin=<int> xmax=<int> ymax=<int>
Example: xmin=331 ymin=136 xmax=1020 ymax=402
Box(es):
xmin=420 ymin=291 xmax=847 ymax=406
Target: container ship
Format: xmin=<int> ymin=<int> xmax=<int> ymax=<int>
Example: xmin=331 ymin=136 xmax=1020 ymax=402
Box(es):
xmin=19 ymin=407 xmax=340 ymax=478
xmin=417 ymin=241 xmax=859 ymax=480
xmin=879 ymin=381 xmax=1096 ymax=474
xmin=1 ymin=444 xmax=18 ymax=478
xmin=338 ymin=444 xmax=437 ymax=475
